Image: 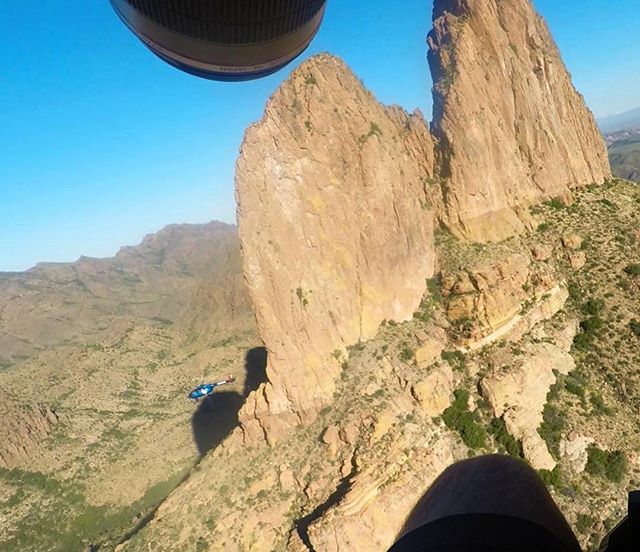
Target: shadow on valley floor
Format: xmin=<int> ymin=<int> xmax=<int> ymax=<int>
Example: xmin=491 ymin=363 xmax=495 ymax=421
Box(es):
xmin=191 ymin=347 xmax=267 ymax=457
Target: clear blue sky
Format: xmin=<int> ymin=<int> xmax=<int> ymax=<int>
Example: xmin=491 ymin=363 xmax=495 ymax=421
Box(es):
xmin=1 ymin=0 xmax=638 ymax=272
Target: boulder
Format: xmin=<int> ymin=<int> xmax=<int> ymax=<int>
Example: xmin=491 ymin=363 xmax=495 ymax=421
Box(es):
xmin=562 ymin=233 xmax=584 ymax=250
xmin=411 ymin=364 xmax=455 ymax=417
xmin=532 ymin=244 xmax=553 ymax=261
xmin=569 ymin=251 xmax=587 ymax=270
xmin=414 ymin=337 xmax=446 ymax=368
xmin=560 ymin=433 xmax=594 ymax=473
xmin=480 ymin=342 xmax=576 ymax=470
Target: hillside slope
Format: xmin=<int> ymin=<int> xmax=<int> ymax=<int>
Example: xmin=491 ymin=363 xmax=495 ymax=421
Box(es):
xmin=119 ymin=179 xmax=640 ymax=552
xmin=609 ymin=134 xmax=640 ymax=182
xmin=0 ymin=222 xmax=252 ymax=369
xmin=0 ymin=223 xmax=260 ymax=551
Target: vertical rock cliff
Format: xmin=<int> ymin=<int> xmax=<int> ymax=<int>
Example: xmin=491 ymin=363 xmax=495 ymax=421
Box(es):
xmin=235 ymin=55 xmax=438 ymax=441
xmin=428 ymin=0 xmax=611 ymax=241
xmin=234 ymin=0 xmax=612 ymax=441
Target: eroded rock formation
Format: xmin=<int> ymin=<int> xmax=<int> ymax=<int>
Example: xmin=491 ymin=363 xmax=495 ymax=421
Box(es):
xmin=236 ymin=54 xmax=438 ymax=441
xmin=480 ymin=319 xmax=579 ymax=470
xmin=428 ymin=0 xmax=611 ymax=241
xmin=0 ymin=389 xmax=58 ymax=468
xmin=234 ymin=0 xmax=611 ymax=442
xmin=442 ymin=253 xmax=568 ymax=347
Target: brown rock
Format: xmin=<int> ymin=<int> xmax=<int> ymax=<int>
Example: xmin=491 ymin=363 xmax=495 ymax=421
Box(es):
xmin=411 ymin=364 xmax=455 ymax=417
xmin=428 ymin=0 xmax=610 ymax=242
xmin=480 ymin=342 xmax=576 ymax=469
xmin=414 ymin=336 xmax=446 ymax=368
xmin=552 ymin=319 xmax=580 ymax=353
xmin=236 ymin=55 xmax=438 ymax=441
xmin=560 ymin=433 xmax=594 ymax=473
xmin=569 ymin=251 xmax=587 ymax=270
xmin=531 ymin=244 xmax=553 ymax=261
xmin=562 ymin=233 xmax=584 ymax=250
xmin=446 ymin=254 xmax=531 ymax=335
xmin=300 ymin=433 xmax=464 ymax=552
xmin=321 ymin=425 xmax=341 ymax=456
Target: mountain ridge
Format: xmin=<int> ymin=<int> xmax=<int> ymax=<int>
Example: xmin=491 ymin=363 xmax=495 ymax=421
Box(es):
xmin=0 ymin=221 xmax=251 ymax=369
xmin=599 ymin=106 xmax=640 ymax=134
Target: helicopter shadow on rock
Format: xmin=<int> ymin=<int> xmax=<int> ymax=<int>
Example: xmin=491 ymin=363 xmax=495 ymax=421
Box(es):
xmin=191 ymin=347 xmax=267 ymax=457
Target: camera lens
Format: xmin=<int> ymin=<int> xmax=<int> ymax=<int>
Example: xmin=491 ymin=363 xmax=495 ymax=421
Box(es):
xmin=110 ymin=0 xmax=328 ymax=81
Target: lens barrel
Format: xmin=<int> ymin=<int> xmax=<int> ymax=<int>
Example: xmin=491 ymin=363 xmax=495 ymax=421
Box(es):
xmin=110 ymin=0 xmax=328 ymax=81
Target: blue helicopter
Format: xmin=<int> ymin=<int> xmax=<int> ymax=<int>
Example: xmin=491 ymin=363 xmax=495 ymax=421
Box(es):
xmin=188 ymin=375 xmax=235 ymax=402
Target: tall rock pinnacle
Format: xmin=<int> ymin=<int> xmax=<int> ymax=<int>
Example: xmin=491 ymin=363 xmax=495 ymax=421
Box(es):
xmin=428 ymin=0 xmax=611 ymax=241
xmin=235 ymin=55 xmax=438 ymax=442
xmin=234 ymin=0 xmax=612 ymax=442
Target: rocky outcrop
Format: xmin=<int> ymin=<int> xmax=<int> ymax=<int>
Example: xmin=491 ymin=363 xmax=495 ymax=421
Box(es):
xmin=236 ymin=55 xmax=438 ymax=441
xmin=297 ymin=432 xmax=463 ymax=552
xmin=233 ymin=0 xmax=612 ymax=441
xmin=480 ymin=320 xmax=579 ymax=470
xmin=442 ymin=253 xmax=567 ymax=347
xmin=560 ymin=433 xmax=594 ymax=474
xmin=411 ymin=364 xmax=455 ymax=417
xmin=428 ymin=0 xmax=611 ymax=241
xmin=0 ymin=389 xmax=58 ymax=468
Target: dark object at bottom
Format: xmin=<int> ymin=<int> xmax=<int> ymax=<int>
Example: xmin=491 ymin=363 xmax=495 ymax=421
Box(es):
xmin=599 ymin=491 xmax=640 ymax=552
xmin=388 ymin=514 xmax=579 ymax=552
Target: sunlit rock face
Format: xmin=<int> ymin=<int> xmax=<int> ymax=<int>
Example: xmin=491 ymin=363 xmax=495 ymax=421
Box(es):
xmin=428 ymin=0 xmax=611 ymax=242
xmin=235 ymin=54 xmax=438 ymax=441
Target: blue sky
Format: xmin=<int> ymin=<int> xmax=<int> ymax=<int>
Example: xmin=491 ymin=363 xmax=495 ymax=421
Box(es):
xmin=1 ymin=0 xmax=638 ymax=272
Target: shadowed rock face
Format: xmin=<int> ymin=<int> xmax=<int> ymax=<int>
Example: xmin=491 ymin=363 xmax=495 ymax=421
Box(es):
xmin=428 ymin=0 xmax=611 ymax=241
xmin=235 ymin=54 xmax=438 ymax=441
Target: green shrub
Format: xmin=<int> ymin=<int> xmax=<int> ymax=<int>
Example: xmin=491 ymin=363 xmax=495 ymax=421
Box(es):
xmin=630 ymin=319 xmax=640 ymax=337
xmin=538 ymin=466 xmax=562 ymax=488
xmin=565 ymin=376 xmax=586 ymax=399
xmin=442 ymin=389 xmax=487 ymax=450
xmin=568 ymin=281 xmax=582 ymax=302
xmin=624 ymin=263 xmax=640 ymax=276
xmin=538 ymin=404 xmax=565 ymax=458
xmin=590 ymin=392 xmax=613 ymax=416
xmin=580 ymin=316 xmax=604 ymax=334
xmin=488 ymin=418 xmax=522 ymax=458
xmin=581 ymin=298 xmax=605 ymax=316
xmin=585 ymin=446 xmax=627 ymax=483
xmin=450 ymin=317 xmax=474 ymax=339
xmin=574 ymin=315 xmax=605 ymax=351
xmin=576 ymin=513 xmax=594 ymax=534
xmin=573 ymin=332 xmax=593 ymax=351
xmin=400 ymin=345 xmax=414 ymax=362
xmin=358 ymin=122 xmax=383 ymax=144
xmin=537 ymin=222 xmax=552 ymax=233
xmin=426 ymin=276 xmax=444 ymax=304
xmin=544 ymin=198 xmax=565 ymax=210
xmin=441 ymin=350 xmax=466 ymax=371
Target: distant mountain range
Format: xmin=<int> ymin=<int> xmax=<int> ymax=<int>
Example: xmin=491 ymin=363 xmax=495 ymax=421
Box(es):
xmin=599 ymin=106 xmax=640 ymax=182
xmin=0 ymin=221 xmax=252 ymax=369
xmin=598 ymin=106 xmax=640 ymax=134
